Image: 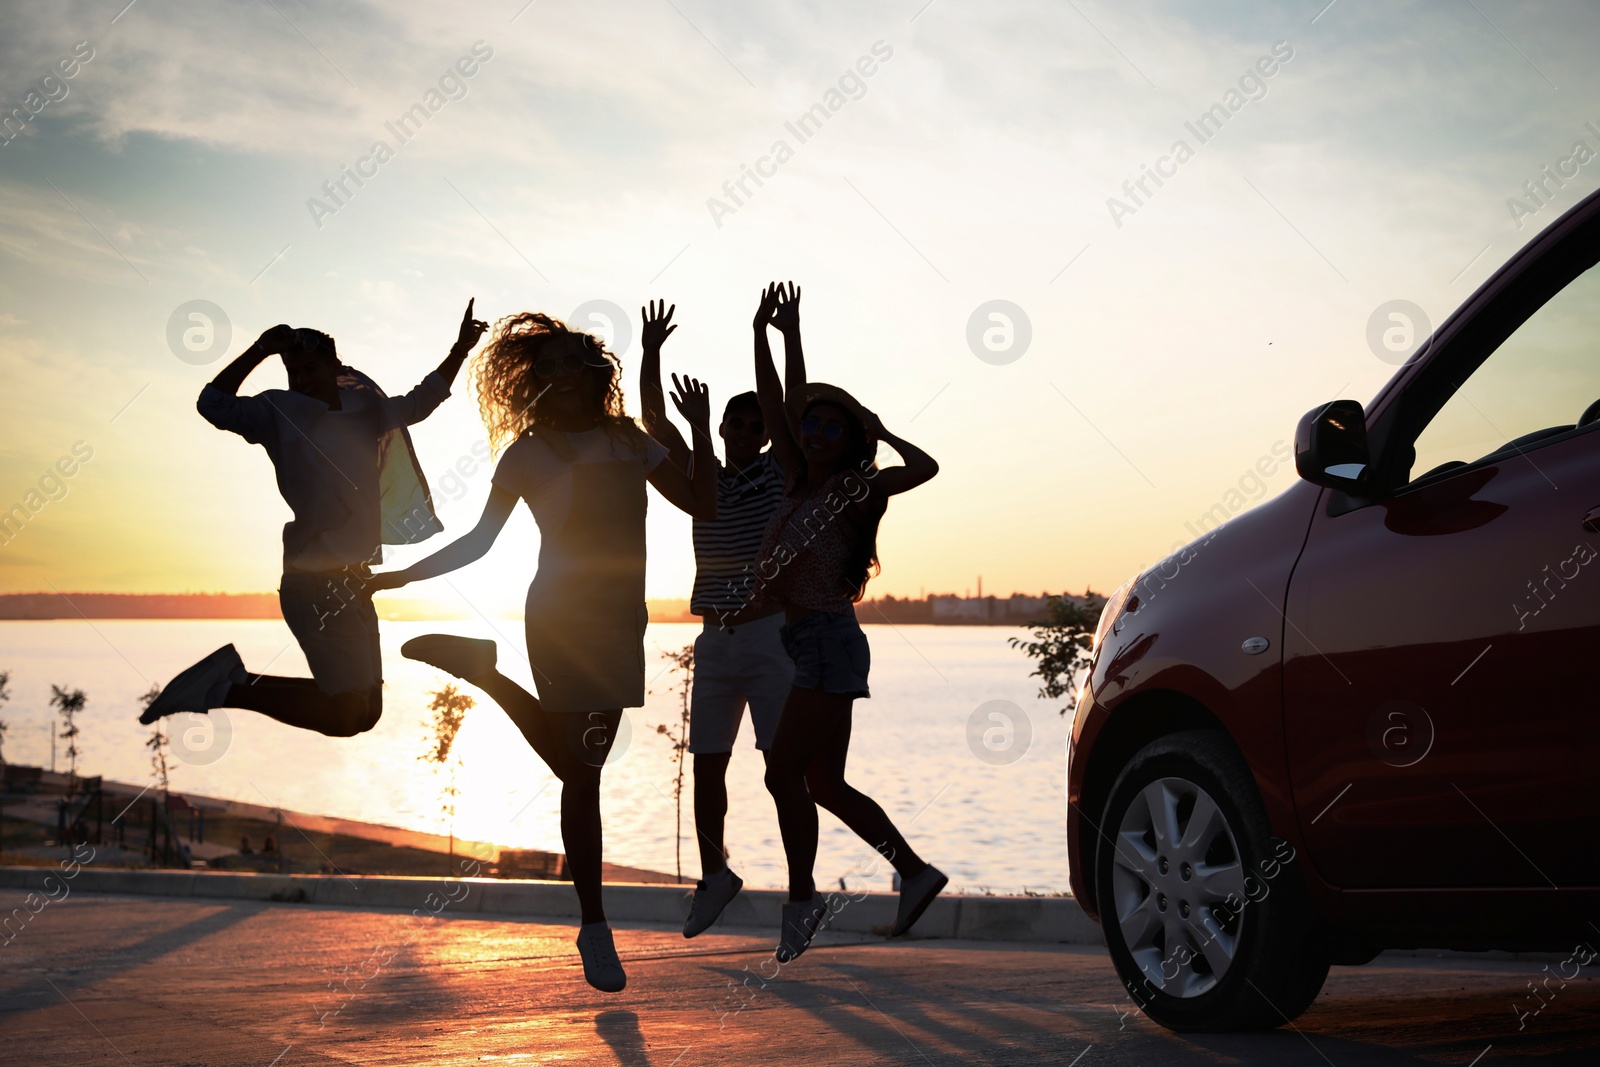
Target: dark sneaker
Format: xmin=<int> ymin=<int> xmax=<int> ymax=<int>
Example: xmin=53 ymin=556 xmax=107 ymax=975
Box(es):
xmin=576 ymin=922 xmax=627 ymax=993
xmin=401 ymin=634 xmax=497 ymax=682
xmin=775 ymin=896 xmax=829 ymax=963
xmin=140 ymin=645 xmax=245 ymax=724
xmin=683 ymin=867 xmax=743 ymax=938
xmin=890 ymin=864 xmax=948 ymax=937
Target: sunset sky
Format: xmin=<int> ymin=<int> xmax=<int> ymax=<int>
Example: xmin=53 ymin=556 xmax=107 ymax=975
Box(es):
xmin=3 ymin=0 xmax=1598 ymax=616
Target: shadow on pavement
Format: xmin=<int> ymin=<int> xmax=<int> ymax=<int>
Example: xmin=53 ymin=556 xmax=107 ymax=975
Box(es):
xmin=595 ymin=1008 xmax=652 ymax=1065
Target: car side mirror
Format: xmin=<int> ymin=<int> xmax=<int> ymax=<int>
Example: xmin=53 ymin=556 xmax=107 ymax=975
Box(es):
xmin=1295 ymin=399 xmax=1372 ymax=493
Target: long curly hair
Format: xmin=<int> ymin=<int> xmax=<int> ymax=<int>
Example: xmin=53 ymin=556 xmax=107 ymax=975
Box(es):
xmin=472 ymin=312 xmax=637 ymax=454
xmin=801 ymin=394 xmax=886 ymax=602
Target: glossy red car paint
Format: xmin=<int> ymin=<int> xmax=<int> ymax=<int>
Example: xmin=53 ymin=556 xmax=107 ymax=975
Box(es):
xmin=1067 ymin=188 xmax=1600 ymax=952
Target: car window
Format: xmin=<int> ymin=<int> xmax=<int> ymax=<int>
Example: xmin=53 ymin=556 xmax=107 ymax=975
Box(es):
xmin=1409 ymin=262 xmax=1600 ymax=483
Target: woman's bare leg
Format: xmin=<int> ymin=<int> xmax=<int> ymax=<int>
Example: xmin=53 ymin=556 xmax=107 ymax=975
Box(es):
xmin=553 ymin=710 xmax=620 ymax=925
xmin=461 ymin=669 xmax=569 ymax=774
xmin=763 ymin=687 xmax=849 ymax=901
xmin=404 ymin=637 xmax=618 ymax=924
xmin=561 ymin=769 xmax=606 ymax=923
xmin=400 ymin=633 xmax=617 ymax=927
xmin=805 ymin=707 xmax=928 ymax=880
xmin=465 ymin=682 xmax=617 ymax=924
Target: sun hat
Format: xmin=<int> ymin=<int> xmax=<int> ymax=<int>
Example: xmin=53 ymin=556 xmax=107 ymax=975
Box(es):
xmin=798 ymin=381 xmax=878 ymax=453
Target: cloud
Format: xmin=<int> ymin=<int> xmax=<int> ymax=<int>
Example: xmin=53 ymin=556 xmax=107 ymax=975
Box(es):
xmin=0 ymin=182 xmax=158 ymax=286
xmin=5 ymin=0 xmax=1600 ymax=597
xmin=2 ymin=1 xmax=792 ymax=171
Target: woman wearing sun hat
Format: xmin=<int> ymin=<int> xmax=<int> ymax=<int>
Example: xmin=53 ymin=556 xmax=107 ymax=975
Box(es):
xmin=726 ymin=281 xmax=947 ymax=963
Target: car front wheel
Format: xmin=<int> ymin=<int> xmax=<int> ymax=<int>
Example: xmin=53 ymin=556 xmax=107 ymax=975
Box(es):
xmin=1094 ymin=729 xmax=1329 ymax=1031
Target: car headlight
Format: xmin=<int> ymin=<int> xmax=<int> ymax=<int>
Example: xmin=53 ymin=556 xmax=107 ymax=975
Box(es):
xmin=1093 ymin=575 xmax=1139 ymax=651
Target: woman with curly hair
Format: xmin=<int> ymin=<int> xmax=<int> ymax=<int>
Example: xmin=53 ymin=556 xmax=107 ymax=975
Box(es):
xmin=370 ymin=303 xmax=715 ymax=992
xmin=725 ymin=282 xmax=945 ymax=963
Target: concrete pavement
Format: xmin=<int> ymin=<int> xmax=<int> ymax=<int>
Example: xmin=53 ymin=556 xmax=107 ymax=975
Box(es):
xmin=0 ymin=866 xmax=1100 ymax=945
xmin=1 ymin=893 xmax=1596 ymax=1066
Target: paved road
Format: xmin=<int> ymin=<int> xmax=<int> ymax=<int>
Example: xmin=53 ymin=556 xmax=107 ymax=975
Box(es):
xmin=1 ymin=893 xmax=1595 ymax=1065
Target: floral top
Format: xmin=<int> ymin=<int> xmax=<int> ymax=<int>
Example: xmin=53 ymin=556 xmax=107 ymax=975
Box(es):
xmin=744 ymin=468 xmax=875 ymax=617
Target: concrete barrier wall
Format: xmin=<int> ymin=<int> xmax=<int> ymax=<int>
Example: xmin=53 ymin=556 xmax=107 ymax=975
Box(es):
xmin=0 ymin=865 xmax=1105 ymax=946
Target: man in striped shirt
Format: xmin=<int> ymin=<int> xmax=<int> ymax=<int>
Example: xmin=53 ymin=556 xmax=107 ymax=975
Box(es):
xmin=639 ymin=299 xmax=797 ymax=937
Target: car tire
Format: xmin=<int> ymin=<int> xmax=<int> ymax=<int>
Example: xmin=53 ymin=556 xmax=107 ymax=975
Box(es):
xmin=1094 ymin=729 xmax=1329 ymax=1031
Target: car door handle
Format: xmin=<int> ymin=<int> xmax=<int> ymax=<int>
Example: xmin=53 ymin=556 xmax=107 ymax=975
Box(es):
xmin=1585 ymin=507 xmax=1600 ymax=533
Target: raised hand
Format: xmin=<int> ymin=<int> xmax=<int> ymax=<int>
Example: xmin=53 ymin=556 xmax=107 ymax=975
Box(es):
xmin=753 ymin=282 xmax=783 ymax=331
xmin=454 ymin=298 xmax=489 ymax=353
xmin=642 ymin=299 xmax=677 ymax=351
xmin=256 ymin=324 xmax=297 ymax=355
xmin=669 ymin=372 xmax=712 ymax=438
xmin=770 ymin=281 xmax=801 ymax=334
xmin=858 ymin=404 xmax=885 ymax=441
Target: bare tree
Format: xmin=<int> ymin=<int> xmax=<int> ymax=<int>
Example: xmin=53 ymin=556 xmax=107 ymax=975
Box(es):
xmin=49 ymin=686 xmax=87 ymax=792
xmin=0 ymin=670 xmax=11 ymax=769
xmin=0 ymin=670 xmax=9 ymax=859
xmin=141 ymin=685 xmax=171 ymax=798
xmin=419 ymin=683 xmax=474 ymax=860
xmin=652 ymin=644 xmax=694 ymax=884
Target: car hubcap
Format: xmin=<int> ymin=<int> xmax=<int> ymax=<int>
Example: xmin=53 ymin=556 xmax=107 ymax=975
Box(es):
xmin=1111 ymin=776 xmax=1248 ymax=998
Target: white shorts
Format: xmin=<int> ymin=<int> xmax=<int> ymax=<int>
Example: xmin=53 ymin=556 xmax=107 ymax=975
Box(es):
xmin=688 ymin=613 xmax=796 ymax=754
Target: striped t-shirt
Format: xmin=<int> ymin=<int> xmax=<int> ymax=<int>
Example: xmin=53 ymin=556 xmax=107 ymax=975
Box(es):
xmin=691 ymin=451 xmax=786 ymax=616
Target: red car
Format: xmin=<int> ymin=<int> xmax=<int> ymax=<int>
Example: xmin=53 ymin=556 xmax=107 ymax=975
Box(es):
xmin=1067 ymin=187 xmax=1600 ymax=1031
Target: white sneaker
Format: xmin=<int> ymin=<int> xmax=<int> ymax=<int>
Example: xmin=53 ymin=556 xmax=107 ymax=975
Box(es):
xmin=775 ymin=896 xmax=829 ymax=963
xmin=140 ymin=645 xmax=246 ymax=724
xmin=576 ymin=922 xmax=627 ymax=993
xmin=890 ymin=864 xmax=948 ymax=937
xmin=683 ymin=867 xmax=743 ymax=938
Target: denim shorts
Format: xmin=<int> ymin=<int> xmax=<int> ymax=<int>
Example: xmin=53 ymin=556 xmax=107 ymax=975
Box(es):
xmin=780 ymin=611 xmax=870 ymax=699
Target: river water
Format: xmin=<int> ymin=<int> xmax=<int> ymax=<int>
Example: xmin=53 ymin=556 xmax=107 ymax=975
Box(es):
xmin=0 ymin=619 xmax=1072 ymax=894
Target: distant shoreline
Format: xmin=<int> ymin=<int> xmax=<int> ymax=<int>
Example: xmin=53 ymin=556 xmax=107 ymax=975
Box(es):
xmin=0 ymin=591 xmax=1056 ymax=626
xmin=0 ymin=592 xmax=285 ymax=620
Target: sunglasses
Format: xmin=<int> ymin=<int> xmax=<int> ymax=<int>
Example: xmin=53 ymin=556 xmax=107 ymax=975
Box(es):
xmin=533 ymin=352 xmax=609 ymax=380
xmin=800 ymin=414 xmax=846 ymax=440
xmin=725 ymin=415 xmax=765 ymax=434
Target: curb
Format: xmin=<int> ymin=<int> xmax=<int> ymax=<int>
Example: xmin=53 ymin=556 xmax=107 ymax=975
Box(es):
xmin=0 ymin=865 xmax=1105 ymax=945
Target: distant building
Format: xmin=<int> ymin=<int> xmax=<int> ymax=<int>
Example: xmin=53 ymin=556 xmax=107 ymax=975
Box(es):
xmin=861 ymin=590 xmax=1089 ymax=625
xmin=930 ymin=592 xmax=1057 ymax=622
xmin=1002 ymin=593 xmax=1054 ymax=620
xmin=930 ymin=594 xmax=990 ymax=621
